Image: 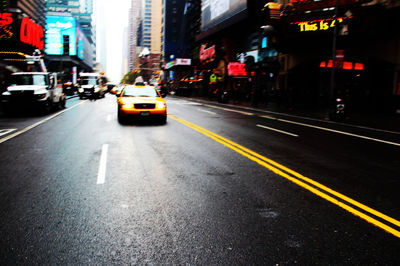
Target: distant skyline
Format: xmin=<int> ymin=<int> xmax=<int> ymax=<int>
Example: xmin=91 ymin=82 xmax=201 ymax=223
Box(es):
xmin=95 ymin=0 xmax=131 ymax=83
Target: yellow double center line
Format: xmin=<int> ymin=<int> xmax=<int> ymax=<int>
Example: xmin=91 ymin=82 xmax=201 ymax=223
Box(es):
xmin=169 ymin=114 xmax=400 ymax=238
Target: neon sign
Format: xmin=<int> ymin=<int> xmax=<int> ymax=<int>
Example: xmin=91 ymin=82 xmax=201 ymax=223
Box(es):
xmin=291 ymin=17 xmax=351 ymax=32
xmin=20 ymin=17 xmax=44 ymax=50
xmin=228 ymin=62 xmax=247 ymax=77
xmin=0 ymin=12 xmax=14 ymax=39
xmin=0 ymin=13 xmax=13 ymax=27
xmin=1 ymin=13 xmax=44 ymax=50
xmin=320 ymin=60 xmax=364 ymax=70
xmin=199 ymin=44 xmax=216 ymax=64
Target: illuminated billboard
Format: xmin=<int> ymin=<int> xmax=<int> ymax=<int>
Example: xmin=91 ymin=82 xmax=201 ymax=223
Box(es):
xmin=201 ymin=0 xmax=247 ymax=31
xmin=45 ymin=16 xmax=77 ymax=56
xmin=0 ymin=13 xmax=45 ymax=51
xmin=77 ymin=26 xmax=84 ymax=59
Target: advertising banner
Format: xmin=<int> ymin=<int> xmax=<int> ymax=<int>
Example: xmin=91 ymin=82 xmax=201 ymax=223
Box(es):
xmin=45 ymin=16 xmax=77 ymax=56
xmin=0 ymin=13 xmax=45 ymax=51
xmin=201 ymin=0 xmax=247 ymax=32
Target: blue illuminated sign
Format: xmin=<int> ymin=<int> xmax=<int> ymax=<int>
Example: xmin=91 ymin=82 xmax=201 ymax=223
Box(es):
xmin=77 ymin=26 xmax=84 ymax=59
xmin=45 ymin=16 xmax=77 ymax=56
xmin=261 ymin=37 xmax=268 ymax=49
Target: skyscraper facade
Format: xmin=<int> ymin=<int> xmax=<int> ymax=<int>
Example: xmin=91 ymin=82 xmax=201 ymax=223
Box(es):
xmin=45 ymin=0 xmax=95 ymax=77
xmin=127 ymin=0 xmax=162 ymax=75
xmin=4 ymin=0 xmax=46 ymax=26
xmin=128 ymin=0 xmax=142 ymax=71
xmin=95 ymin=0 xmax=107 ymax=71
xmin=162 ymin=0 xmax=197 ymax=62
xmin=141 ymin=0 xmax=151 ymax=48
xmin=47 ymin=0 xmax=95 ymax=45
xmin=150 ymin=0 xmax=162 ymax=70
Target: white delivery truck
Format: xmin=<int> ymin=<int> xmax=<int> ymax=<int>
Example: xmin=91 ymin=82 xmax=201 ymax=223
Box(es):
xmin=78 ymin=72 xmax=108 ymax=99
xmin=1 ymin=72 xmax=66 ymax=114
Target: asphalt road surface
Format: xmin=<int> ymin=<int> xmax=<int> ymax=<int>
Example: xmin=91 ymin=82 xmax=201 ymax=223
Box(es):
xmin=0 ymin=94 xmax=399 ymax=264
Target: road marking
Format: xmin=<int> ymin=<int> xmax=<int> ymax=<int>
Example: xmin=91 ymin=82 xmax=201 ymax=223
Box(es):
xmin=97 ymin=144 xmax=108 ymax=185
xmin=169 ymin=114 xmax=400 ymax=238
xmin=182 ymin=102 xmax=202 ymax=105
xmin=0 ymin=128 xmax=17 ymax=137
xmin=173 ymin=100 xmax=202 ymax=106
xmin=257 ymin=124 xmax=299 ymax=137
xmin=203 ymin=104 xmax=254 ymax=116
xmin=187 ymin=98 xmax=400 ymax=135
xmin=197 ymin=108 xmax=217 ymax=115
xmin=0 ymin=101 xmax=87 ymax=144
xmin=261 ymin=115 xmax=400 ymax=147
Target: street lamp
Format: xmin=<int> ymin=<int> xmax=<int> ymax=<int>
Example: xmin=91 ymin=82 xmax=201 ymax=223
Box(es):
xmin=329 ymin=0 xmax=339 ymax=117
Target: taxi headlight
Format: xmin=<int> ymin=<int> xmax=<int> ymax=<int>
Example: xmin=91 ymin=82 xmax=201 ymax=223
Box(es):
xmin=94 ymin=87 xmax=100 ymax=93
xmin=78 ymin=88 xmax=84 ymax=93
xmin=156 ymin=102 xmax=166 ymax=109
xmin=122 ymin=103 xmax=134 ymax=109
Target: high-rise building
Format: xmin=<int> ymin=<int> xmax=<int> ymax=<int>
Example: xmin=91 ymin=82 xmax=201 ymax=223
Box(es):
xmin=5 ymin=0 xmax=47 ymax=26
xmin=128 ymin=0 xmax=142 ymax=71
xmin=141 ymin=0 xmax=152 ymax=48
xmin=122 ymin=27 xmax=129 ymax=76
xmin=96 ymin=0 xmax=107 ymax=71
xmin=127 ymin=0 xmax=162 ymax=77
xmin=45 ymin=0 xmax=96 ymax=78
xmin=150 ymin=0 xmax=162 ymax=70
xmin=47 ymin=0 xmax=95 ymax=45
xmin=162 ymin=0 xmax=198 ymax=62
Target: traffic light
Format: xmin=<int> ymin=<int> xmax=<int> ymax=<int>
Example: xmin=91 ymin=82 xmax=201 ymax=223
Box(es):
xmin=63 ymin=35 xmax=70 ymax=55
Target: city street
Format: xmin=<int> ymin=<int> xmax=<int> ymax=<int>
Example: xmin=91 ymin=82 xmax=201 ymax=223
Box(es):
xmin=0 ymin=94 xmax=399 ymax=264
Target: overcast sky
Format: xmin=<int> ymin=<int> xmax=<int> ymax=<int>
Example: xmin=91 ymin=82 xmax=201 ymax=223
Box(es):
xmin=95 ymin=0 xmax=131 ymax=83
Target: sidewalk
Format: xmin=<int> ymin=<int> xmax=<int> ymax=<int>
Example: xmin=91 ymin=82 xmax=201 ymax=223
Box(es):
xmin=181 ymin=95 xmax=400 ymax=134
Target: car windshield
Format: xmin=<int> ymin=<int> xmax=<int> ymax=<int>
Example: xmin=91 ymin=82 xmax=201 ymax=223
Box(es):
xmin=81 ymin=78 xmax=97 ymax=86
xmin=11 ymin=74 xmax=47 ymax=86
xmin=122 ymin=86 xmax=159 ymax=97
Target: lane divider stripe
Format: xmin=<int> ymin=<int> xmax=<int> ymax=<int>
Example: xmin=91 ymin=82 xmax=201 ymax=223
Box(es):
xmin=169 ymin=114 xmax=400 ymax=238
xmin=97 ymin=144 xmax=108 ymax=185
xmin=203 ymin=104 xmax=254 ymax=116
xmin=261 ymin=115 xmax=400 ymax=147
xmin=0 ymin=128 xmax=17 ymax=137
xmin=257 ymin=124 xmax=299 ymax=137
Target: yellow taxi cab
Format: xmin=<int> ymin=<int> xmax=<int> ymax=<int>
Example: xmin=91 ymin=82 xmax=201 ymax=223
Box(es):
xmin=117 ymin=83 xmax=167 ymax=124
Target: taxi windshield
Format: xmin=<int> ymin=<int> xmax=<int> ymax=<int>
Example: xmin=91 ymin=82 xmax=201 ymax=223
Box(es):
xmin=122 ymin=86 xmax=158 ymax=97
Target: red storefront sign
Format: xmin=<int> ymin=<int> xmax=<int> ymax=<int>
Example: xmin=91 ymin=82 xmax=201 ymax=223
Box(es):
xmin=228 ymin=62 xmax=247 ymax=77
xmin=199 ymin=44 xmax=216 ymax=64
xmin=1 ymin=13 xmax=44 ymax=51
xmin=20 ymin=17 xmax=44 ymax=50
